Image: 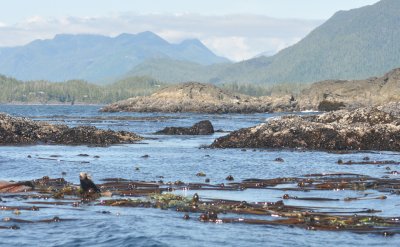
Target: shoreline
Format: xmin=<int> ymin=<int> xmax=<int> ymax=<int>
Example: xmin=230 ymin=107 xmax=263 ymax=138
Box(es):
xmin=0 ymin=102 xmax=104 ymax=106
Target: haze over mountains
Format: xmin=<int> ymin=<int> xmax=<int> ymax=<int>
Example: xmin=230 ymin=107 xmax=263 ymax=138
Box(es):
xmin=0 ymin=31 xmax=229 ymax=82
xmin=0 ymin=0 xmax=398 ymax=85
xmin=129 ymin=0 xmax=400 ymax=84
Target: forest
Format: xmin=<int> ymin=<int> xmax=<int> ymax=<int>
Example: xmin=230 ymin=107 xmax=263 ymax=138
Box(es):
xmin=0 ymin=74 xmax=308 ymax=104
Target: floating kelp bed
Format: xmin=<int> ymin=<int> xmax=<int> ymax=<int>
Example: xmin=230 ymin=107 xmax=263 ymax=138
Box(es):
xmin=1 ymin=172 xmax=400 ymax=236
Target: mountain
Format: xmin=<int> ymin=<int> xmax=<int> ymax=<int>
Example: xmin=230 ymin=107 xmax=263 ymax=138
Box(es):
xmin=124 ymin=58 xmax=231 ymax=83
xmin=0 ymin=32 xmax=229 ymax=83
xmin=126 ymin=0 xmax=400 ymax=84
xmin=244 ymin=0 xmax=400 ymax=83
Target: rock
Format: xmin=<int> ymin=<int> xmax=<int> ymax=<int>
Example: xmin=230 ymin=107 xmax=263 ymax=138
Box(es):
xmin=196 ymin=172 xmax=206 ymax=177
xmin=100 ymin=82 xmax=295 ymax=113
xmin=210 ymin=106 xmax=400 ymax=151
xmin=155 ymin=120 xmax=214 ymax=135
xmin=0 ymin=113 xmax=142 ymax=145
xmin=297 ymin=68 xmax=400 ymax=111
xmin=317 ymin=100 xmax=346 ymax=112
xmin=226 ymin=175 xmax=234 ymax=181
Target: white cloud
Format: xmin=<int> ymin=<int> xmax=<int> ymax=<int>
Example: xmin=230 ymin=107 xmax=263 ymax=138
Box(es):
xmin=25 ymin=15 xmax=46 ymax=24
xmin=0 ymin=13 xmax=323 ymax=60
xmin=203 ymin=36 xmax=251 ymax=61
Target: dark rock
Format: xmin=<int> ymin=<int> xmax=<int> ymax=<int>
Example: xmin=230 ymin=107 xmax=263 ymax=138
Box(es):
xmin=210 ymin=107 xmax=400 ymax=151
xmin=274 ymin=157 xmax=284 ymax=162
xmin=0 ymin=113 xmax=143 ymax=146
xmin=226 ymin=175 xmax=234 ymax=181
xmin=196 ymin=172 xmax=206 ymax=177
xmin=205 ymin=178 xmax=210 ymax=183
xmin=155 ymin=120 xmax=214 ymax=135
xmin=317 ymin=100 xmax=346 ymax=112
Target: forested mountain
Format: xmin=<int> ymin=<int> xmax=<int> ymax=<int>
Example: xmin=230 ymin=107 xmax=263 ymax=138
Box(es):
xmin=0 ymin=32 xmax=229 ymax=83
xmin=126 ymin=0 xmax=400 ymax=84
xmin=241 ymin=0 xmax=400 ymax=83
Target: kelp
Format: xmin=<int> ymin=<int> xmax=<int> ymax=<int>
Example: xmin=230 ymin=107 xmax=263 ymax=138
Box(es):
xmin=1 ymin=173 xmax=400 ymax=235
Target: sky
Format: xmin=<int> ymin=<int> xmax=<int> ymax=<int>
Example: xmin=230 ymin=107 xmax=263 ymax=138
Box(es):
xmin=0 ymin=0 xmax=380 ymax=61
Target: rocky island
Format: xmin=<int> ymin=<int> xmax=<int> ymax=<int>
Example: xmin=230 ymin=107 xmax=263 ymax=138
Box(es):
xmin=211 ymin=104 xmax=400 ymax=151
xmin=100 ymin=82 xmax=296 ymax=113
xmin=297 ymin=68 xmax=400 ymax=111
xmin=0 ymin=113 xmax=142 ymax=145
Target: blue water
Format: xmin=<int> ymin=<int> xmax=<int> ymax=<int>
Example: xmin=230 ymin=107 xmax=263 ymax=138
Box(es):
xmin=0 ymin=105 xmax=399 ymax=246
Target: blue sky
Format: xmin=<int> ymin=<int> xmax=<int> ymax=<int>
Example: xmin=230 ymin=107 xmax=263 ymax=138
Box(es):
xmin=0 ymin=0 xmax=381 ymax=60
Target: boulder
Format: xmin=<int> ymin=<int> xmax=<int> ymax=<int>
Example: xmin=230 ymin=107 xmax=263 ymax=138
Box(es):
xmin=155 ymin=120 xmax=214 ymax=135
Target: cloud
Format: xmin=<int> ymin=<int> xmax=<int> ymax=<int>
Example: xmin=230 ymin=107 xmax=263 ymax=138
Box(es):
xmin=0 ymin=13 xmax=323 ymax=61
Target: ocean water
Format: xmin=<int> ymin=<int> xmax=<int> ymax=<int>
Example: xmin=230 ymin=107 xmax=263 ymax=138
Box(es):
xmin=0 ymin=105 xmax=399 ymax=246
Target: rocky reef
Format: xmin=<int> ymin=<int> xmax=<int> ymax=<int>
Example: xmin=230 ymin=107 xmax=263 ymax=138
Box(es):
xmin=298 ymin=68 xmax=400 ymax=111
xmin=101 ymin=82 xmax=296 ymax=113
xmin=0 ymin=113 xmax=142 ymax=145
xmin=155 ymin=120 xmax=214 ymax=135
xmin=211 ymin=106 xmax=400 ymax=151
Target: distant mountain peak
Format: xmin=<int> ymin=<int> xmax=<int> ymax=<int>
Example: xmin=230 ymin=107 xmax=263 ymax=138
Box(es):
xmin=0 ymin=31 xmax=229 ymax=82
xmin=136 ymin=31 xmax=160 ymax=38
xmin=180 ymin=39 xmax=206 ymax=47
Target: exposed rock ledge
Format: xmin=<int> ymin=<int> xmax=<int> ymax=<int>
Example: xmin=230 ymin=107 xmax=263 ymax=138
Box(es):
xmin=0 ymin=113 xmax=142 ymax=145
xmin=210 ymin=105 xmax=400 ymax=151
xmin=155 ymin=120 xmax=214 ymax=135
xmin=101 ymin=82 xmax=296 ymax=113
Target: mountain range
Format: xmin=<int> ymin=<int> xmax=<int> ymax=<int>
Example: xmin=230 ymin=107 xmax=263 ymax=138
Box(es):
xmin=0 ymin=0 xmax=399 ymax=85
xmin=0 ymin=31 xmax=229 ymax=83
xmin=127 ymin=0 xmax=400 ymax=84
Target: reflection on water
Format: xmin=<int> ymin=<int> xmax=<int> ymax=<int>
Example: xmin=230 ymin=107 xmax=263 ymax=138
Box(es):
xmin=0 ymin=105 xmax=399 ymax=246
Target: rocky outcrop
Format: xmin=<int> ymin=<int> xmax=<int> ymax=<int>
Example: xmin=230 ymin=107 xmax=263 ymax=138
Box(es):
xmin=297 ymin=68 xmax=400 ymax=111
xmin=210 ymin=106 xmax=400 ymax=151
xmin=101 ymin=82 xmax=296 ymax=113
xmin=155 ymin=120 xmax=214 ymax=135
xmin=0 ymin=113 xmax=142 ymax=145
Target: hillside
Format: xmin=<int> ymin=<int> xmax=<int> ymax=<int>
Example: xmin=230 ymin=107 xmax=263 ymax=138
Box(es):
xmin=247 ymin=0 xmax=400 ymax=83
xmin=0 ymin=32 xmax=229 ymax=83
xmin=126 ymin=0 xmax=400 ymax=85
